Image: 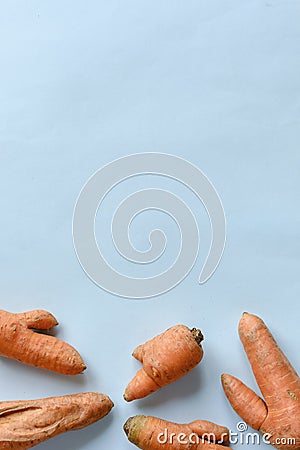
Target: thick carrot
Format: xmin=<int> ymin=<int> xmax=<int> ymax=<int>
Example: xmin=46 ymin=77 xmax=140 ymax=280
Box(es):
xmin=124 ymin=325 xmax=204 ymax=401
xmin=222 ymin=313 xmax=300 ymax=450
xmin=0 ymin=392 xmax=113 ymax=449
xmin=0 ymin=309 xmax=86 ymax=375
xmin=124 ymin=415 xmax=231 ymax=450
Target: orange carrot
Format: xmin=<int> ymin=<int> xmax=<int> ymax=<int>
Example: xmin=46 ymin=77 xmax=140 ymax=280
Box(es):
xmin=124 ymin=325 xmax=204 ymax=401
xmin=222 ymin=312 xmax=300 ymax=450
xmin=0 ymin=392 xmax=113 ymax=449
xmin=124 ymin=415 xmax=231 ymax=450
xmin=0 ymin=309 xmax=86 ymax=375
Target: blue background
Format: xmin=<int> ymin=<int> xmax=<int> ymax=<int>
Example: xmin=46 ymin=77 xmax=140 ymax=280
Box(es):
xmin=0 ymin=1 xmax=299 ymax=449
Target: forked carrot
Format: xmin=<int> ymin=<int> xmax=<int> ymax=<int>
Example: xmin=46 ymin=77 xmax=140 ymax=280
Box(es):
xmin=0 ymin=392 xmax=113 ymax=449
xmin=222 ymin=312 xmax=300 ymax=450
xmin=124 ymin=415 xmax=231 ymax=450
xmin=124 ymin=324 xmax=204 ymax=401
xmin=0 ymin=309 xmax=86 ymax=375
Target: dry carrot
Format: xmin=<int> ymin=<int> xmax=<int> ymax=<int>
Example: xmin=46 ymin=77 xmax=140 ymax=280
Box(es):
xmin=124 ymin=325 xmax=204 ymax=402
xmin=0 ymin=309 xmax=86 ymax=375
xmin=222 ymin=312 xmax=300 ymax=450
xmin=124 ymin=415 xmax=231 ymax=450
xmin=0 ymin=392 xmax=113 ymax=449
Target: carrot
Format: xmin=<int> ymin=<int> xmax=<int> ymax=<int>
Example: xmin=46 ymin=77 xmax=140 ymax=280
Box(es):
xmin=222 ymin=312 xmax=300 ymax=450
xmin=0 ymin=309 xmax=86 ymax=375
xmin=123 ymin=415 xmax=231 ymax=450
xmin=0 ymin=392 xmax=113 ymax=449
xmin=124 ymin=325 xmax=204 ymax=401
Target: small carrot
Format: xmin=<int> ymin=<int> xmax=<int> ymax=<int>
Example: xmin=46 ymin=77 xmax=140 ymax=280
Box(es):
xmin=0 ymin=392 xmax=113 ymax=449
xmin=124 ymin=324 xmax=204 ymax=402
xmin=124 ymin=415 xmax=231 ymax=450
xmin=0 ymin=309 xmax=86 ymax=375
xmin=222 ymin=312 xmax=300 ymax=450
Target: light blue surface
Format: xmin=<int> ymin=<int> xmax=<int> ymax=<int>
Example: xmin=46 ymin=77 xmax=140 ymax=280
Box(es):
xmin=0 ymin=1 xmax=299 ymax=449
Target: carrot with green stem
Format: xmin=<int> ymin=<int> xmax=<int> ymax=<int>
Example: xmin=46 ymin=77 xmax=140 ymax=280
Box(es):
xmin=0 ymin=309 xmax=86 ymax=375
xmin=0 ymin=392 xmax=113 ymax=449
xmin=222 ymin=312 xmax=300 ymax=450
xmin=124 ymin=324 xmax=204 ymax=401
xmin=124 ymin=415 xmax=231 ymax=450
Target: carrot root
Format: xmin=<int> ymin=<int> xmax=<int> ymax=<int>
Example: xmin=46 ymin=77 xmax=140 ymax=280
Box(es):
xmin=16 ymin=310 xmax=58 ymax=330
xmin=0 ymin=392 xmax=113 ymax=449
xmin=221 ymin=373 xmax=267 ymax=430
xmin=124 ymin=369 xmax=160 ymax=402
xmin=0 ymin=309 xmax=86 ymax=375
xmin=124 ymin=324 xmax=204 ymax=401
xmin=124 ymin=415 xmax=231 ymax=450
xmin=222 ymin=313 xmax=300 ymax=450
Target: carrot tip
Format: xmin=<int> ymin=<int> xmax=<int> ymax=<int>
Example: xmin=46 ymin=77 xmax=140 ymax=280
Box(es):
xmin=190 ymin=328 xmax=204 ymax=346
xmin=123 ymin=391 xmax=130 ymax=402
xmin=124 ymin=415 xmax=147 ymax=444
xmin=221 ymin=373 xmax=230 ymax=388
xmin=123 ymin=417 xmax=133 ymax=436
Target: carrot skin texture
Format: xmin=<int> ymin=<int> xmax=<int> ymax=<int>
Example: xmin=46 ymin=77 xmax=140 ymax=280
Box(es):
xmin=124 ymin=415 xmax=231 ymax=450
xmin=0 ymin=392 xmax=113 ymax=449
xmin=238 ymin=312 xmax=300 ymax=410
xmin=222 ymin=313 xmax=300 ymax=450
xmin=0 ymin=309 xmax=86 ymax=375
xmin=124 ymin=325 xmax=204 ymax=401
xmin=221 ymin=373 xmax=267 ymax=430
xmin=15 ymin=310 xmax=58 ymax=330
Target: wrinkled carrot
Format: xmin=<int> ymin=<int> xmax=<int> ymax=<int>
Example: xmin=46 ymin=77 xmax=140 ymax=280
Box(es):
xmin=124 ymin=415 xmax=231 ymax=450
xmin=124 ymin=325 xmax=204 ymax=401
xmin=222 ymin=312 xmax=300 ymax=450
xmin=0 ymin=392 xmax=113 ymax=449
xmin=0 ymin=309 xmax=86 ymax=375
